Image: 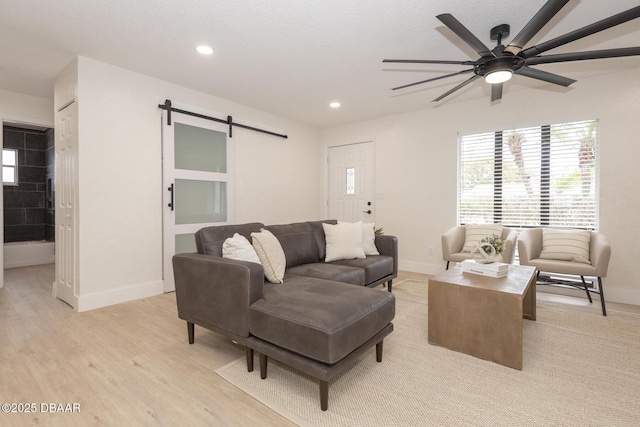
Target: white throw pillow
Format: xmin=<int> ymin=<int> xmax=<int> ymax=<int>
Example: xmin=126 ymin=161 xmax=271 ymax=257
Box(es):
xmin=338 ymin=221 xmax=379 ymax=256
xmin=250 ymin=229 xmax=286 ymax=283
xmin=222 ymin=233 xmax=261 ymax=264
xmin=362 ymin=222 xmax=380 ymax=255
xmin=323 ymin=222 xmax=366 ymax=262
xmin=362 ymin=222 xmax=379 ymax=255
xmin=462 ymin=224 xmax=504 ymax=253
xmin=540 ymin=229 xmax=591 ymax=264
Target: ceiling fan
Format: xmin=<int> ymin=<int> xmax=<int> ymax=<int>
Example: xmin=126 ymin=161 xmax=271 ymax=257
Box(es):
xmin=383 ymin=0 xmax=640 ymax=102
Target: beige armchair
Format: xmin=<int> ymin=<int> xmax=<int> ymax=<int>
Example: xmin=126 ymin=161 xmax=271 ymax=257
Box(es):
xmin=518 ymin=228 xmax=611 ymax=316
xmin=441 ymin=225 xmax=518 ymax=270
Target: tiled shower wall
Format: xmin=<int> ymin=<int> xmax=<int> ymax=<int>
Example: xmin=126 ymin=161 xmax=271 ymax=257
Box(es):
xmin=3 ymin=126 xmax=55 ymax=243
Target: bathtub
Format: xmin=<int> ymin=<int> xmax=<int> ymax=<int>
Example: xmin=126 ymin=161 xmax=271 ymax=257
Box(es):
xmin=4 ymin=240 xmax=55 ymax=269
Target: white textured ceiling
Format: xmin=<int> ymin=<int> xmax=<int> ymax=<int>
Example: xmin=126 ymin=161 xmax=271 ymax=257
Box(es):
xmin=1 ymin=0 xmax=639 ymax=128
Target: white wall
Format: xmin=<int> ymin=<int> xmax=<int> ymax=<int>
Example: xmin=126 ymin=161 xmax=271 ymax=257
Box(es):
xmin=14 ymin=56 xmax=640 ymax=308
xmin=74 ymin=56 xmax=321 ymax=310
xmin=0 ymin=90 xmax=54 ymax=289
xmin=0 ymin=90 xmax=54 ymax=126
xmin=321 ymin=68 xmax=640 ymax=305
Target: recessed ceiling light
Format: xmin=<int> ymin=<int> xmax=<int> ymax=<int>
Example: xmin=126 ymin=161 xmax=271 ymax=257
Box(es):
xmin=196 ymin=45 xmax=214 ymax=55
xmin=329 ymin=102 xmax=341 ymax=108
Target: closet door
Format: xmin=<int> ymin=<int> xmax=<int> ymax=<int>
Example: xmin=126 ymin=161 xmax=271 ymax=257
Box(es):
xmin=55 ymin=100 xmax=78 ymax=307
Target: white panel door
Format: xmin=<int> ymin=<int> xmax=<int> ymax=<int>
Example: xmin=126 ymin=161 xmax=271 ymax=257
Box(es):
xmin=162 ymin=111 xmax=234 ymax=292
xmin=55 ymin=101 xmax=77 ymax=307
xmin=328 ymin=142 xmax=375 ymax=222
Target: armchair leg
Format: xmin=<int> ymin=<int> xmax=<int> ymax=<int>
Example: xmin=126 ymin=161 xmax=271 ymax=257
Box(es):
xmin=445 ymin=261 xmax=450 ymax=270
xmin=598 ymin=277 xmax=607 ymax=317
xmin=580 ymin=276 xmax=593 ymax=303
xmin=387 ymin=280 xmax=393 ymax=293
xmin=536 ymin=270 xmax=607 ymax=316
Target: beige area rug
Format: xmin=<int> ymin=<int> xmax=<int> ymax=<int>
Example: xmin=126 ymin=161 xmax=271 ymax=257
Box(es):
xmin=216 ymin=280 xmax=640 ymax=426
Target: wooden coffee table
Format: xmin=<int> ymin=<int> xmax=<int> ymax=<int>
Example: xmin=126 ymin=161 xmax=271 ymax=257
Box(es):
xmin=428 ymin=264 xmax=536 ymax=370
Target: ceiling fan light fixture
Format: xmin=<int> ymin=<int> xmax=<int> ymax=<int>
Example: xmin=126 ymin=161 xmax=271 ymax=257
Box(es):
xmin=196 ymin=45 xmax=214 ymax=55
xmin=384 ymin=4 xmax=640 ymax=103
xmin=485 ymin=69 xmax=513 ymax=84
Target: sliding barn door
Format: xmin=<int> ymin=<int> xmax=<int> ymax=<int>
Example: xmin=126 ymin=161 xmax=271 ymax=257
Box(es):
xmin=162 ymin=111 xmax=234 ymax=292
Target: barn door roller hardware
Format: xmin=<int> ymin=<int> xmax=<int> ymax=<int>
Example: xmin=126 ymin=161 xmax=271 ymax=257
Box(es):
xmin=158 ymin=99 xmax=287 ymax=139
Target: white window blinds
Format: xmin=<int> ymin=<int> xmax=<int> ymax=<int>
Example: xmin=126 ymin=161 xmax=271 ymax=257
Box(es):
xmin=459 ymin=120 xmax=599 ymax=229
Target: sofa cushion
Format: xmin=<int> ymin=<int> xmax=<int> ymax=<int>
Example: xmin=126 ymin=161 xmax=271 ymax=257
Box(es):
xmin=251 ymin=229 xmax=286 ymax=283
xmin=286 ymin=263 xmax=365 ymax=286
xmin=527 ymin=258 xmax=598 ymax=276
xmin=222 ymin=233 xmax=261 ymax=264
xmin=323 ymin=222 xmax=366 ymax=262
xmin=196 ymin=223 xmax=265 ymax=256
xmin=265 ymin=222 xmax=320 ymax=268
xmin=307 ymin=220 xmax=337 ymax=260
xmin=540 ymin=228 xmax=591 ymax=264
xmin=330 ymin=255 xmax=393 ymax=285
xmin=249 ymin=276 xmax=395 ymax=364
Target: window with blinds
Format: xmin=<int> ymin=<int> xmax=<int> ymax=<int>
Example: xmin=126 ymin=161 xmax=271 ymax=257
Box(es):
xmin=459 ymin=120 xmax=599 ymax=229
xmin=2 ymin=148 xmax=18 ymax=186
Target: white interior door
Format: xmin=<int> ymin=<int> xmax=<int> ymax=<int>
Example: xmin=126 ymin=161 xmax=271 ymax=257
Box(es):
xmin=162 ymin=111 xmax=234 ymax=292
xmin=328 ymin=142 xmax=375 ymax=222
xmin=55 ymin=101 xmax=77 ymax=307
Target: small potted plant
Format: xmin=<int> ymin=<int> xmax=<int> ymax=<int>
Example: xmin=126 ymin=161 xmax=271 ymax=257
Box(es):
xmin=480 ymin=234 xmax=504 ymax=254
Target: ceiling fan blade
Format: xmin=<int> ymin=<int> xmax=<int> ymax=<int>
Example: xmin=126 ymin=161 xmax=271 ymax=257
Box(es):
xmin=432 ymin=75 xmax=481 ymax=102
xmin=391 ymin=69 xmax=475 ymax=91
xmin=516 ymin=66 xmax=576 ymax=87
xmin=436 ymin=14 xmax=493 ymax=57
xmin=491 ymin=83 xmax=503 ymax=102
xmin=526 ymin=46 xmax=640 ymax=65
xmin=383 ymin=59 xmax=476 ymax=65
xmin=504 ymin=0 xmax=569 ymax=55
xmin=520 ymin=5 xmax=640 ymax=58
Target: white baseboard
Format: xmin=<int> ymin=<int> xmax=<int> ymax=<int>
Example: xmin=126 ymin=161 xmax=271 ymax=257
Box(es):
xmin=537 ymin=285 xmax=640 ymax=307
xmin=399 ymin=259 xmax=445 ymax=276
xmin=604 ymin=287 xmax=640 ymax=306
xmin=77 ymin=280 xmax=164 ymax=312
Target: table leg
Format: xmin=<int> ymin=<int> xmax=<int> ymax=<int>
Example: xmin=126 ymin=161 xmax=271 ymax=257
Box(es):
xmin=522 ymin=275 xmax=537 ymax=321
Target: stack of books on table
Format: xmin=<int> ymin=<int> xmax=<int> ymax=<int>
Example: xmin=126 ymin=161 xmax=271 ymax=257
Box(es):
xmin=460 ymin=259 xmax=509 ymax=278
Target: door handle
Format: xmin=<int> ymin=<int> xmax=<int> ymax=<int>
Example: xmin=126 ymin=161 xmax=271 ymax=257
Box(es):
xmin=363 ymin=210 xmax=372 ymax=214
xmin=168 ymin=184 xmax=174 ymax=211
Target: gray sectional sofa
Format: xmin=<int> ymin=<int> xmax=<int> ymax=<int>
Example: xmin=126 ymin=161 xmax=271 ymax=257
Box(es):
xmin=172 ymin=220 xmax=398 ymax=410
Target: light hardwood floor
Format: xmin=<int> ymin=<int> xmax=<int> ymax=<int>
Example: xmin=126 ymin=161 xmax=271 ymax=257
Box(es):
xmin=1 ymin=264 xmax=295 ymax=427
xmin=1 ymin=265 xmax=638 ymax=427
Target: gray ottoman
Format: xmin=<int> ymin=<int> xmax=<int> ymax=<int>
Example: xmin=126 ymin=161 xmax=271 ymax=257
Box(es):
xmin=247 ymin=275 xmax=395 ymax=410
